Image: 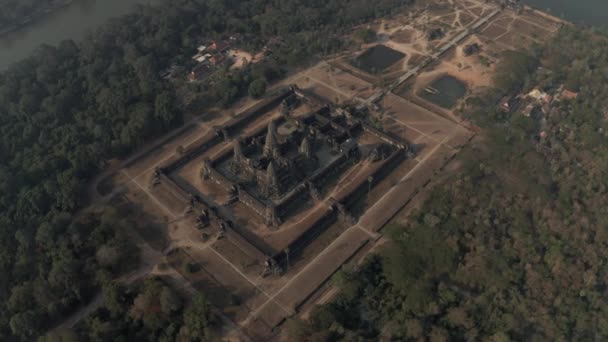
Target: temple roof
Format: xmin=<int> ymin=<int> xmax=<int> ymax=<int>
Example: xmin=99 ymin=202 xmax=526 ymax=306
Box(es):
xmin=300 ymin=136 xmax=312 ymax=157
xmin=264 ymin=121 xmax=278 ymax=157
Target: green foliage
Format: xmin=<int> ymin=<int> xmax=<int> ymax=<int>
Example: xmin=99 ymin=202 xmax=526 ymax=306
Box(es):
xmin=286 ymin=318 xmax=311 ymax=341
xmin=248 ymin=79 xmax=267 ymax=98
xmin=102 ymin=282 xmax=128 ymax=317
xmin=382 ymin=225 xmax=456 ymax=312
xmin=355 ymin=28 xmax=377 ymax=43
xmin=79 ymin=278 xmax=200 ymax=341
xmin=160 ymin=286 xmax=182 ymax=314
xmin=183 ymin=294 xmax=215 ymax=341
xmin=39 ymin=328 xmax=79 ymax=342
xmin=493 ymin=50 xmax=538 ymax=91
xmin=9 ymin=310 xmax=41 ymax=340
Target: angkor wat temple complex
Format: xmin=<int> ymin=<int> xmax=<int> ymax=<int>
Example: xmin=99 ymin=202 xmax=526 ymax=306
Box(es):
xmin=201 ymin=87 xmax=407 ymax=228
xmin=152 ymin=85 xmax=411 ymax=271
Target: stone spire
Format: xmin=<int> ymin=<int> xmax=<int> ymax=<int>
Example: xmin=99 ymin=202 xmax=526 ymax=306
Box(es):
xmin=264 ymin=120 xmax=278 ymax=158
xmin=267 ymin=161 xmax=277 ymax=184
xmin=299 ymin=137 xmax=312 ymax=158
xmin=233 ymin=139 xmax=243 ymax=161
xmin=266 ymin=161 xmax=278 ymax=195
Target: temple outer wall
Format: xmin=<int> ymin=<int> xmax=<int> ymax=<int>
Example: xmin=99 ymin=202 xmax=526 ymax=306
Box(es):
xmin=361 ymin=122 xmax=408 ymax=150
xmin=237 ymin=187 xmax=268 ymax=218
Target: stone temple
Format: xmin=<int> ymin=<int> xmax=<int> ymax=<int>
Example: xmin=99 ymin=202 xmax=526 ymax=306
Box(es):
xmin=203 ymin=104 xmax=363 ymax=227
xmin=152 ymin=85 xmax=410 ymax=273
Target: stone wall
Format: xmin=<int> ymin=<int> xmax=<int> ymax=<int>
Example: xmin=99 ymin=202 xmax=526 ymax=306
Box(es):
xmin=361 ymin=122 xmax=408 ymax=150
xmin=340 ymin=150 xmax=405 ymax=208
xmin=224 ymin=227 xmax=270 ymax=262
xmin=237 ymin=187 xmax=267 ymax=218
xmin=205 ymin=165 xmax=235 ymax=192
xmin=161 ymin=134 xmax=223 ymax=173
xmin=273 ymin=208 xmax=338 ymax=264
xmin=158 ymin=173 xmax=191 ymax=204
xmin=293 ymin=87 xmax=330 ymax=108
xmin=224 ymin=87 xmax=297 ymax=137
xmin=309 ymin=154 xmax=349 ymax=187
xmin=210 ymin=148 xmax=233 ymax=165
xmin=275 ymin=183 xmax=310 ymax=218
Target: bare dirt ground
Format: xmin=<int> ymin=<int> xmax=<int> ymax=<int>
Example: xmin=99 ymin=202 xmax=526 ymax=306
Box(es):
xmin=392 ymin=3 xmax=563 ymax=126
xmin=229 ymin=49 xmax=254 ymax=69
xmin=331 ymin=0 xmax=496 ymax=83
xmin=477 ymin=7 xmax=562 ymax=52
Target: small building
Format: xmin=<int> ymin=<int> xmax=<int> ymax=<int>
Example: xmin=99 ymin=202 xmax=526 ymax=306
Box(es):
xmin=209 ymin=54 xmax=227 ymax=66
xmin=561 ymin=89 xmax=579 ymax=100
xmin=263 ymin=36 xmax=285 ymax=54
xmin=209 ymin=40 xmax=230 ymax=53
xmin=229 ymin=33 xmax=243 ymax=42
xmin=527 ymin=89 xmax=553 ymax=104
xmin=197 ymin=45 xmax=207 ymax=53
xmin=499 ymin=95 xmax=516 ymax=112
xmin=521 ymin=103 xmax=536 ymax=117
xmin=528 ymin=88 xmax=543 ymax=100
xmin=188 ymin=64 xmax=211 ymax=82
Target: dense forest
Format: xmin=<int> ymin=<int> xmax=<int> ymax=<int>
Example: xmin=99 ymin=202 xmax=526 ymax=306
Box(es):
xmin=42 ymin=278 xmax=218 ymax=341
xmin=288 ymin=26 xmax=608 ymax=341
xmin=0 ymin=0 xmax=410 ymax=339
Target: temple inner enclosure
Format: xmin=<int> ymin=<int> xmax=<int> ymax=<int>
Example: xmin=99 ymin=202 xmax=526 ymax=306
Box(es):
xmin=93 ymin=0 xmax=565 ymax=339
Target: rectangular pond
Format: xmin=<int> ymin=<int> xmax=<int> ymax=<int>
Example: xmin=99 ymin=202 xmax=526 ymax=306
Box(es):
xmin=419 ymin=75 xmax=467 ymax=109
xmin=352 ymin=45 xmax=405 ymax=74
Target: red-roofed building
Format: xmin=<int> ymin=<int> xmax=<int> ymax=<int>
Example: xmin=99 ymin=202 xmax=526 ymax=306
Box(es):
xmin=209 ymin=40 xmax=230 ymax=53
xmin=561 ymin=89 xmax=578 ymax=100
xmin=209 ymin=54 xmax=227 ymax=66
xmin=188 ymin=64 xmax=211 ymax=82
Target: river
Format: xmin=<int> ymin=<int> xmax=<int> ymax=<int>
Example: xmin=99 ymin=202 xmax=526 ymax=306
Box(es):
xmin=522 ymin=0 xmax=608 ymax=26
xmin=0 ymin=0 xmax=161 ymax=70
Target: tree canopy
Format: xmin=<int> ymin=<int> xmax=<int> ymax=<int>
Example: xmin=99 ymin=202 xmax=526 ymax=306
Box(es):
xmin=66 ymin=278 xmax=216 ymax=341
